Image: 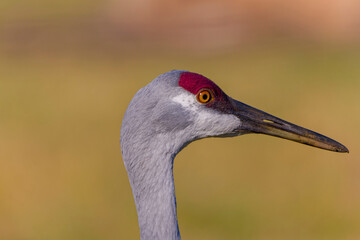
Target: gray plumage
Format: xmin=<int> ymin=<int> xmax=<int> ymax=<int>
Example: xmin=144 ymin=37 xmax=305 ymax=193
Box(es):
xmin=121 ymin=70 xmax=348 ymax=240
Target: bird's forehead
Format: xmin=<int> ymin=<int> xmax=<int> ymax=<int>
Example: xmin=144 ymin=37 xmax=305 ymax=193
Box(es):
xmin=178 ymin=72 xmax=223 ymax=97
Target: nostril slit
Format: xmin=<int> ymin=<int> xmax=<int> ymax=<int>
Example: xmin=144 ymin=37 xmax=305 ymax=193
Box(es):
xmin=263 ymin=119 xmax=275 ymax=124
xmin=263 ymin=119 xmax=284 ymax=125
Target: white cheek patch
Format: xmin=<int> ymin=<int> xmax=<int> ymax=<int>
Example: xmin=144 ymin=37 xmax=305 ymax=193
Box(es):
xmin=172 ymin=92 xmax=241 ymax=137
xmin=172 ymin=92 xmax=198 ymax=112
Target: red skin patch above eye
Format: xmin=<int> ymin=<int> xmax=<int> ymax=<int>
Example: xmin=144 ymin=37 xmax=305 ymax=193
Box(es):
xmin=178 ymin=72 xmax=224 ymax=99
xmin=178 ymin=72 xmax=233 ymax=112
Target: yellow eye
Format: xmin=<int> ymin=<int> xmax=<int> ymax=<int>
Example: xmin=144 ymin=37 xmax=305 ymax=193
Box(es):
xmin=196 ymin=89 xmax=213 ymax=104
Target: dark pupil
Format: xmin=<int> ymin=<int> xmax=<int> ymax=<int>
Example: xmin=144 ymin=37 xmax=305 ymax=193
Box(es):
xmin=202 ymin=94 xmax=208 ymax=100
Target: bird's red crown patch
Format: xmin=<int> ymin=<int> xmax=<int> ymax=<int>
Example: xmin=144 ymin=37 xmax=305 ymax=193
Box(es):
xmin=178 ymin=72 xmax=224 ymax=99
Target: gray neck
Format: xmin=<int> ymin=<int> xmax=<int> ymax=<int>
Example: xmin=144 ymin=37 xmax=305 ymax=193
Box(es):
xmin=122 ymin=135 xmax=181 ymax=240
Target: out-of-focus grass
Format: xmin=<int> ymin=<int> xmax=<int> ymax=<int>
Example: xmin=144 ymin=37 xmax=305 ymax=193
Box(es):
xmin=0 ymin=0 xmax=102 ymax=22
xmin=0 ymin=46 xmax=359 ymax=240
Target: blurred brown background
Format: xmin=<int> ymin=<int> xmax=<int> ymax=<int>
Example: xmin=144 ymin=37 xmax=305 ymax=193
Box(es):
xmin=0 ymin=0 xmax=359 ymax=239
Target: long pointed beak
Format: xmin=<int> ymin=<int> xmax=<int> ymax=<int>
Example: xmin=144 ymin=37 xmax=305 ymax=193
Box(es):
xmin=231 ymin=99 xmax=349 ymax=153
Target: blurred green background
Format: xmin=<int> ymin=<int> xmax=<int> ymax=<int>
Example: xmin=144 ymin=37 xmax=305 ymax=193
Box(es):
xmin=0 ymin=0 xmax=359 ymax=239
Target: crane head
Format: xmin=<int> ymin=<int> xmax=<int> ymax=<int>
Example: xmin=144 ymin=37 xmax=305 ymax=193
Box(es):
xmin=122 ymin=70 xmax=348 ymax=154
xmin=120 ymin=70 xmax=348 ymax=240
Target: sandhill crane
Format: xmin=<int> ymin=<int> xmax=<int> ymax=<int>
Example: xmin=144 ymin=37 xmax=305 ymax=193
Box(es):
xmin=120 ymin=70 xmax=348 ymax=240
